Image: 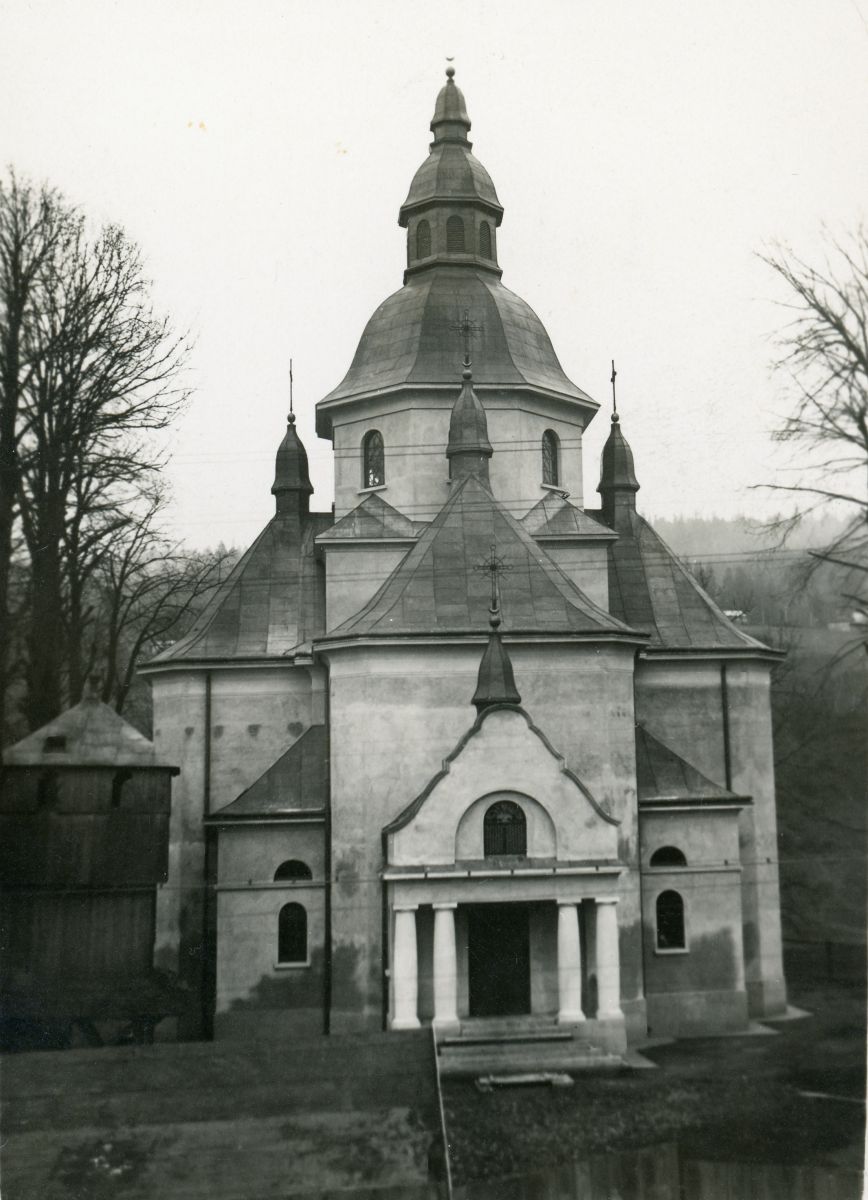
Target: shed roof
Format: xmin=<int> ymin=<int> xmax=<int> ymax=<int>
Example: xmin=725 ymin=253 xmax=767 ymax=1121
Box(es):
xmin=636 ymin=724 xmax=746 ymax=805
xmin=147 ymin=512 xmax=332 ymax=665
xmin=210 ymin=725 xmax=328 ymax=818
xmin=3 ymin=693 xmax=174 ymax=769
xmin=326 ymin=475 xmax=642 ymax=640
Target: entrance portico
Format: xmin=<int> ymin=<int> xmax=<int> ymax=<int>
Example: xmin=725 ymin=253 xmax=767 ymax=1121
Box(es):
xmin=386 ymin=868 xmax=625 ymax=1048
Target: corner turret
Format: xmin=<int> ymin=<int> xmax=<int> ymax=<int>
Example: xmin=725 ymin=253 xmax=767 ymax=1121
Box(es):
xmin=598 ymin=412 xmax=639 ymax=530
xmin=272 ymin=411 xmax=314 ymax=519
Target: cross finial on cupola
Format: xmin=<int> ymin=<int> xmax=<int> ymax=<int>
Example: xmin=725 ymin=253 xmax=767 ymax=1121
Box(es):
xmin=472 ymin=543 xmax=521 ymax=712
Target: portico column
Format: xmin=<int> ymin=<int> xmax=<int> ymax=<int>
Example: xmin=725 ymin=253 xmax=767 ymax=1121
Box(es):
xmin=432 ymin=903 xmax=459 ymax=1029
xmin=391 ymin=906 xmax=420 ymax=1030
xmin=595 ymin=898 xmax=623 ymax=1019
xmin=557 ymin=902 xmax=585 ymax=1023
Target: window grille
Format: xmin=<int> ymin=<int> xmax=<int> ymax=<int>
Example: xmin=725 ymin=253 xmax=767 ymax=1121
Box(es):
xmin=446 ymin=215 xmax=466 ymax=253
xmin=483 ymin=800 xmax=527 ymax=857
xmin=542 ymin=430 xmax=560 ymax=486
xmin=362 ymin=430 xmax=385 ymax=487
xmin=479 ymin=221 xmax=492 ymax=259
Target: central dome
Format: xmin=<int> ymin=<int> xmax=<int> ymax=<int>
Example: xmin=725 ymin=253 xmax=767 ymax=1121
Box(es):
xmin=316 ymin=267 xmax=593 ymax=434
xmin=316 ymin=70 xmax=596 ymax=439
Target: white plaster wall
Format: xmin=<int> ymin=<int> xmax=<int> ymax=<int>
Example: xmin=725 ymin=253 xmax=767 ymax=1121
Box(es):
xmin=321 ymin=543 xmax=412 ymax=631
xmin=330 ymin=392 xmax=586 ymax=522
xmin=640 ymin=808 xmax=742 ymax=869
xmin=322 ymin=638 xmax=638 ymax=1029
xmin=390 ymin=713 xmax=618 ymax=866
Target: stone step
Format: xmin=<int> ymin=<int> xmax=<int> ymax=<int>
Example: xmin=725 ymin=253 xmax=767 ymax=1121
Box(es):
xmin=439 ymin=1029 xmax=574 ymax=1049
xmin=438 ymin=1043 xmax=624 ymax=1077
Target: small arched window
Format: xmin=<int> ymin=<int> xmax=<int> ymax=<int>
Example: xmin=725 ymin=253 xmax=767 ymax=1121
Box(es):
xmin=278 ymin=903 xmax=308 ymax=964
xmin=479 ymin=221 xmax=492 ymax=259
xmin=650 ymin=846 xmax=687 ymax=868
xmin=362 ymin=430 xmax=385 ymax=488
xmin=446 ymin=215 xmax=466 ymax=253
xmin=274 ymin=860 xmax=312 ymax=882
xmin=484 ymin=800 xmax=527 ymax=857
xmin=36 ymin=769 xmax=59 ymax=809
xmin=416 ymin=219 xmax=431 ymax=260
xmin=656 ymin=890 xmax=686 ymax=950
xmin=111 ymin=769 xmax=133 ymax=809
xmin=542 ymin=430 xmax=560 ymax=487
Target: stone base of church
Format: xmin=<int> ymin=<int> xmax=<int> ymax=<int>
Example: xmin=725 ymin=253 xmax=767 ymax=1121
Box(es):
xmin=646 ymin=989 xmax=749 ymax=1038
xmin=746 ymin=976 xmax=788 ymax=1018
xmin=621 ymin=997 xmax=649 ymax=1044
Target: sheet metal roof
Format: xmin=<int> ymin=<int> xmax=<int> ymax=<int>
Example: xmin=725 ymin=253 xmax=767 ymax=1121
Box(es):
xmin=317 ymin=267 xmax=593 ymax=418
xmin=317 ymin=491 xmax=422 ymax=542
xmin=636 ymin=724 xmax=744 ymax=804
xmin=211 ymin=725 xmax=328 ymax=818
xmin=327 ymin=475 xmax=641 ymax=639
xmin=148 ymin=512 xmax=332 ymax=664
xmin=523 ymin=493 xmax=618 ymax=540
xmin=4 ymin=694 xmax=172 ymax=768
xmin=601 ymin=507 xmax=771 ymax=653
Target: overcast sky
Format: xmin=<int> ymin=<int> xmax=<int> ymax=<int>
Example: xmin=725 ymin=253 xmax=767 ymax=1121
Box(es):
xmin=3 ymin=0 xmax=867 ymax=548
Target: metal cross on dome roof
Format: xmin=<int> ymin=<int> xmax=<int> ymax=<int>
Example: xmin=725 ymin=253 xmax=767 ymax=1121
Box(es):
xmin=449 ymin=308 xmax=484 ymax=366
xmin=474 ymin=542 xmax=513 ymax=627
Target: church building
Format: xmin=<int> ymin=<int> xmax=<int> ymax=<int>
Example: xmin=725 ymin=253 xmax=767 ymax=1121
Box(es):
xmin=142 ymin=69 xmax=787 ymax=1054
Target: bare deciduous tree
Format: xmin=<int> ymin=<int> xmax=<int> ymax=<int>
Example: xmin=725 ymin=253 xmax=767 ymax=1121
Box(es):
xmin=1 ymin=170 xmax=196 ymax=744
xmin=760 ymin=229 xmax=868 ymax=625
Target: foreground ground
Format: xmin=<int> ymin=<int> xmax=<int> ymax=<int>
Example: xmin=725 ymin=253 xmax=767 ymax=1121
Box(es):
xmin=443 ymin=982 xmax=866 ymax=1187
xmin=1 ymin=983 xmax=863 ymax=1198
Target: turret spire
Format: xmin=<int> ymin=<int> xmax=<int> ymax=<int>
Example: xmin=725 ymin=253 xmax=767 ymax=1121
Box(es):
xmin=472 ymin=544 xmax=521 ymax=712
xmin=430 ymin=65 xmax=472 ymax=147
xmin=598 ymin=371 xmax=639 ymax=529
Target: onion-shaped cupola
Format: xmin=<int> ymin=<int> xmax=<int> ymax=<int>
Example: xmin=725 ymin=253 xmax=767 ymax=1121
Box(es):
xmin=446 ymin=360 xmax=493 ymax=484
xmin=272 ymin=411 xmax=314 ymax=517
xmin=598 ymin=412 xmax=640 ymax=530
xmin=399 ymin=67 xmax=504 ymax=278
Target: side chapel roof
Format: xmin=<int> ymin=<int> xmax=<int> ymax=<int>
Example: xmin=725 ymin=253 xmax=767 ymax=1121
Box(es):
xmin=326 ymin=474 xmax=643 ymax=640
xmin=636 ymin=724 xmax=748 ymax=806
xmin=148 ymin=512 xmax=332 ymax=664
xmin=599 ymin=507 xmax=772 ymax=652
xmin=209 ymin=725 xmax=328 ymax=819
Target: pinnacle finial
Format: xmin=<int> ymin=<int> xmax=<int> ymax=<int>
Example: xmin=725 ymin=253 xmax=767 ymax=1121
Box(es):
xmin=610 ymin=359 xmax=619 ymax=423
xmin=445 ymin=64 xmax=455 ymax=80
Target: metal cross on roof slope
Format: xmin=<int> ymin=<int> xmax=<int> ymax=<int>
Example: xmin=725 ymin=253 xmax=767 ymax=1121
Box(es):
xmin=474 ymin=541 xmax=513 ymax=629
xmin=449 ymin=308 xmax=484 ymax=365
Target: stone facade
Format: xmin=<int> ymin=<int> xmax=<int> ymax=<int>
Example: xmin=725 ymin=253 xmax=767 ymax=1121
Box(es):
xmin=141 ymin=69 xmax=787 ymax=1047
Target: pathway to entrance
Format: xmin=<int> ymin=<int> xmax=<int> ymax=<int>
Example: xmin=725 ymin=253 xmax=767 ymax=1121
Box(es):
xmin=1 ymin=1030 xmax=445 ymax=1199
